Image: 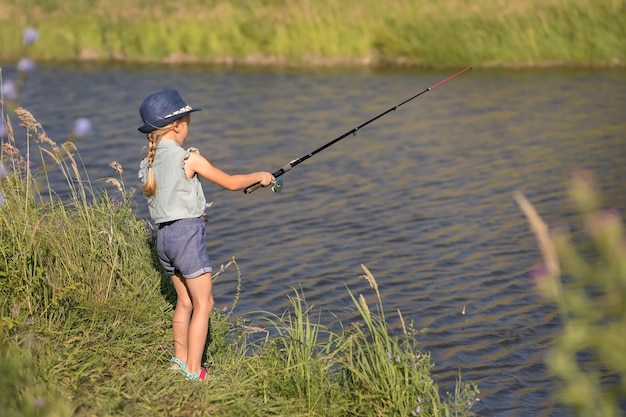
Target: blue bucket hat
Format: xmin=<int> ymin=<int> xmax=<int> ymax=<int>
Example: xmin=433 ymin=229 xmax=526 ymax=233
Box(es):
xmin=138 ymin=89 xmax=201 ymax=133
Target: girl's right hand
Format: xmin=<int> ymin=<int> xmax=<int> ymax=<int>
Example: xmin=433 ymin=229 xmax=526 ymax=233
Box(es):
xmin=258 ymin=172 xmax=275 ymax=187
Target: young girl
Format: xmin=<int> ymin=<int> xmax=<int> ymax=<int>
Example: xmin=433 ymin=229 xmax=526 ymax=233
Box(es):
xmin=137 ymin=89 xmax=274 ymax=381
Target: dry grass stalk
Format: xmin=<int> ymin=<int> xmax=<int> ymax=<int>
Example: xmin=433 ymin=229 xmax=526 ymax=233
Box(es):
xmin=15 ymin=107 xmax=40 ymax=131
xmin=513 ymin=191 xmax=560 ymax=277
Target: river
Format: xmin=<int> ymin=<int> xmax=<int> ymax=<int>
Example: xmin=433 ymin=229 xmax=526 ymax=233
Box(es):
xmin=3 ymin=62 xmax=626 ymax=416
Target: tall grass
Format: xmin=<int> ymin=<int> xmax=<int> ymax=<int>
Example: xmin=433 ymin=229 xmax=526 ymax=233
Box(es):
xmin=1 ymin=0 xmax=624 ymax=67
xmin=1 ymin=106 xmax=477 ymax=415
xmin=0 ymin=107 xmax=154 ymax=322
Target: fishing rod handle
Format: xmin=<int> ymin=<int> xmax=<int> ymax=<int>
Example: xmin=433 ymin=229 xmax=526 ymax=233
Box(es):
xmin=243 ymin=182 xmax=264 ymax=194
xmin=243 ymin=164 xmax=291 ymax=194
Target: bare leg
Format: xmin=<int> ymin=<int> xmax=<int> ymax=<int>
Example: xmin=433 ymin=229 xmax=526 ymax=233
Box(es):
xmin=182 ymin=272 xmax=214 ymax=375
xmin=170 ymin=273 xmax=193 ymax=368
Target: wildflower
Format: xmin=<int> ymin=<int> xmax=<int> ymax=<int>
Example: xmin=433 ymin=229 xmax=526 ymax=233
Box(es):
xmin=22 ymin=27 xmax=39 ymax=46
xmin=72 ymin=117 xmax=92 ymax=138
xmin=33 ymin=398 xmax=46 ymax=408
xmin=17 ymin=57 xmax=36 ymax=74
xmin=1 ymin=80 xmax=17 ymax=101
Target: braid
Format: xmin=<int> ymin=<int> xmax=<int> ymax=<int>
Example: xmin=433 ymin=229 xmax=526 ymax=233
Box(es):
xmin=141 ymin=122 xmax=177 ymax=197
xmin=142 ymin=131 xmax=159 ymax=197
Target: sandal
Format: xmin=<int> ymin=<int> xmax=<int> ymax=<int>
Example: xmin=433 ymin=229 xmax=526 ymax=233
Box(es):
xmin=169 ymin=357 xmax=186 ymax=372
xmin=183 ymin=367 xmax=209 ymax=381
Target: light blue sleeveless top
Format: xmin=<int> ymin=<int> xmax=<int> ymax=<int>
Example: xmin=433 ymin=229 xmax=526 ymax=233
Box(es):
xmin=138 ymin=140 xmax=206 ymax=224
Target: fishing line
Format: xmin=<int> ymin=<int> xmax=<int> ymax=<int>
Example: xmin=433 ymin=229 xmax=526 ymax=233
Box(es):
xmin=244 ymin=66 xmax=472 ymax=194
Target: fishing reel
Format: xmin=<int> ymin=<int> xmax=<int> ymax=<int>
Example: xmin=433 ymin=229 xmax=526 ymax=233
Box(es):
xmin=271 ymin=177 xmax=283 ymax=193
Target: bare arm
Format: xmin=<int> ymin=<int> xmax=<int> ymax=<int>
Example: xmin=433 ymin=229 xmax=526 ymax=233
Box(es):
xmin=185 ymin=151 xmax=274 ymax=191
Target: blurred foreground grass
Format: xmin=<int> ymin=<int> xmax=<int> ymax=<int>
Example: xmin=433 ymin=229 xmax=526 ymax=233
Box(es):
xmin=516 ymin=172 xmax=626 ymax=417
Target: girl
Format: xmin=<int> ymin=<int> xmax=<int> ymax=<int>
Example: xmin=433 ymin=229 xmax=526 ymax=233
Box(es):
xmin=137 ymin=89 xmax=274 ymax=381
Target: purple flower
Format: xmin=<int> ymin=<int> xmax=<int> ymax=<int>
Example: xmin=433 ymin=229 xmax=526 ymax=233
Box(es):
xmin=530 ymin=263 xmax=551 ymax=285
xmin=17 ymin=57 xmax=36 ymax=74
xmin=72 ymin=117 xmax=92 ymax=138
xmin=22 ymin=27 xmax=39 ymax=46
xmin=1 ymin=80 xmax=17 ymax=101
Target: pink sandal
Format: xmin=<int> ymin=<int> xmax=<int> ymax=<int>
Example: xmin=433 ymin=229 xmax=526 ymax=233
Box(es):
xmin=183 ymin=367 xmax=208 ymax=381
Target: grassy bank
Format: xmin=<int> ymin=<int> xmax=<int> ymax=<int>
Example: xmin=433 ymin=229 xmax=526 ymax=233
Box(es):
xmin=0 ymin=106 xmax=478 ymax=415
xmin=1 ymin=0 xmax=624 ymax=68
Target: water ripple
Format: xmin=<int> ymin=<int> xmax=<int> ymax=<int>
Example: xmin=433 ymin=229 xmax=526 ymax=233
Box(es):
xmin=11 ymin=63 xmax=626 ymax=416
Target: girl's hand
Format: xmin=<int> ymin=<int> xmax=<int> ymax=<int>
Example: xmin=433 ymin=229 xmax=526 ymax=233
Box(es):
xmin=258 ymin=172 xmax=275 ymax=187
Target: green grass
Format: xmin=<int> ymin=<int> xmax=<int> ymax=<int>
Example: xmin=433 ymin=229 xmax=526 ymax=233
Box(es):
xmin=0 ymin=0 xmax=624 ymax=67
xmin=1 ymin=106 xmax=478 ymax=416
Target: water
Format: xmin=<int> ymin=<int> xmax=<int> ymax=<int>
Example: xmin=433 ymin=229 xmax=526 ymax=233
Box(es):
xmin=4 ymin=62 xmax=626 ymax=416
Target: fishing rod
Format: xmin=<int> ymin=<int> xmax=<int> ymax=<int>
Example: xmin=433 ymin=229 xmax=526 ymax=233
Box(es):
xmin=244 ymin=66 xmax=472 ymax=194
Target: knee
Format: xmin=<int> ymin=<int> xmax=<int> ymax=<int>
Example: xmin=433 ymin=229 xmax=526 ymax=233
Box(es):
xmin=193 ymin=295 xmax=214 ymax=315
xmin=177 ymin=296 xmax=193 ymax=312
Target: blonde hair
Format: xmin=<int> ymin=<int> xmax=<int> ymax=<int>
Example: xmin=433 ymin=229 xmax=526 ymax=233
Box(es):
xmin=141 ymin=125 xmax=172 ymax=198
xmin=141 ymin=116 xmax=190 ymax=197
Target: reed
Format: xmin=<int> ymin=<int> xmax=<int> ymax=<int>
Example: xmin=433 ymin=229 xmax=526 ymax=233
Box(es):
xmin=1 ymin=0 xmax=624 ymax=67
xmin=1 ymin=106 xmax=477 ymax=416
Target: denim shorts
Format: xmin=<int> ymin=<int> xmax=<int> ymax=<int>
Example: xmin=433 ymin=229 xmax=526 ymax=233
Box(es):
xmin=156 ymin=217 xmax=212 ymax=279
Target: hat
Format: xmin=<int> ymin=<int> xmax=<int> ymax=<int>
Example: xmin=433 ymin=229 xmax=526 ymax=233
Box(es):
xmin=138 ymin=89 xmax=201 ymax=133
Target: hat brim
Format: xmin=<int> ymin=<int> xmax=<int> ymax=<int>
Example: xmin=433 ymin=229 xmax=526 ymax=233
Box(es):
xmin=138 ymin=107 xmax=201 ymax=133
